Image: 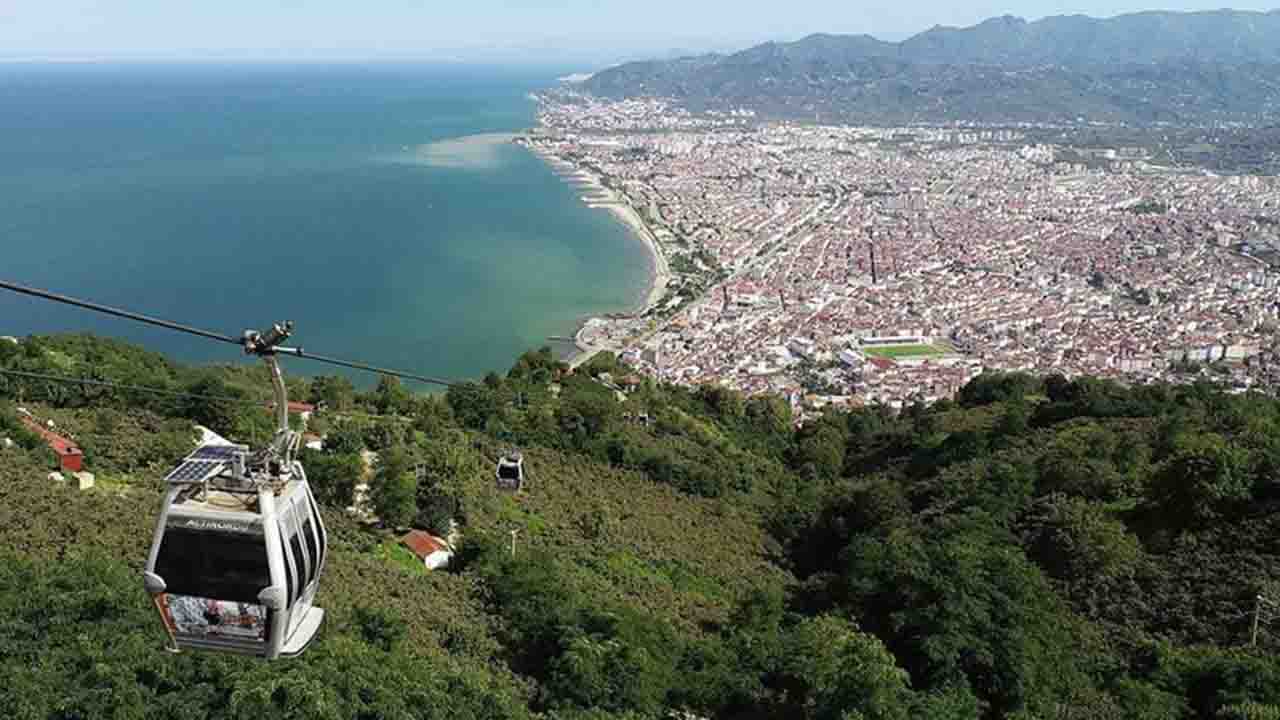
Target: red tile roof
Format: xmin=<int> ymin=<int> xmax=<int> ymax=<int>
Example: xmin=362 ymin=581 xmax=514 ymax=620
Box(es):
xmin=400 ymin=530 xmax=448 ymax=560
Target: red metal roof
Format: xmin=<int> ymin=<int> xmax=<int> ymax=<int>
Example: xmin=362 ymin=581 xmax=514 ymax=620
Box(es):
xmin=400 ymin=530 xmax=448 ymax=560
xmin=19 ymin=416 xmax=81 ymax=457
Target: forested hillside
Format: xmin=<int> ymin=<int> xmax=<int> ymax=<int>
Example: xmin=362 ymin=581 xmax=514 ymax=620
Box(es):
xmin=3 ymin=334 xmax=1280 ymax=719
xmin=581 ymin=10 xmax=1280 ymax=125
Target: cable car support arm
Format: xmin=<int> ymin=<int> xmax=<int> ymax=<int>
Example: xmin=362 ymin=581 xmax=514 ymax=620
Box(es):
xmin=242 ymin=322 xmax=301 ymax=472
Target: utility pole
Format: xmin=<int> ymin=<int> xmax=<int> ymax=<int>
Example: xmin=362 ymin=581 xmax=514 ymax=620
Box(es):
xmin=1254 ymin=595 xmax=1263 ymax=647
xmin=509 ymin=529 xmax=520 ymax=559
xmin=1252 ymin=593 xmax=1278 ymax=647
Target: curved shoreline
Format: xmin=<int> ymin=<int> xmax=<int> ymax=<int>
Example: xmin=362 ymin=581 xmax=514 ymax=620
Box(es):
xmin=518 ymin=141 xmax=671 ymax=366
xmin=592 ymin=201 xmax=671 ymax=316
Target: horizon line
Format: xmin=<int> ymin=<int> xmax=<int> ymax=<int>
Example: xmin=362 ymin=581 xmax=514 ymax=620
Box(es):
xmin=6 ymin=7 xmax=1280 ymax=66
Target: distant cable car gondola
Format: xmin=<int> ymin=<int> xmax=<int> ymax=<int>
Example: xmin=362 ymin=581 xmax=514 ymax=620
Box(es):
xmin=142 ymin=323 xmax=326 ymax=659
xmin=495 ymin=449 xmax=524 ymax=493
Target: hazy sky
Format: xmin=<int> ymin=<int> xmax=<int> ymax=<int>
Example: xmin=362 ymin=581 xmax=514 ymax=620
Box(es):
xmin=3 ymin=1 xmax=1277 ymax=64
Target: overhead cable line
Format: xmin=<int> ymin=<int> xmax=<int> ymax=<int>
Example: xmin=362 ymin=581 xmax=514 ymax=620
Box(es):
xmin=0 ymin=368 xmax=266 ymax=406
xmin=269 ymin=348 xmax=459 ymax=388
xmin=0 ymin=279 xmax=241 ymax=347
xmin=0 ymin=279 xmax=462 ymax=388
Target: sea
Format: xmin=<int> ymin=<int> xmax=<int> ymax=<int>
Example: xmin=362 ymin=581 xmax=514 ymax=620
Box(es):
xmin=0 ymin=62 xmax=650 ymax=386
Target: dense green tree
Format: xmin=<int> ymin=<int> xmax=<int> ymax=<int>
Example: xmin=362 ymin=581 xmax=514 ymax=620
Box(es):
xmin=558 ymin=384 xmax=619 ymax=441
xmin=508 ymin=346 xmax=565 ymax=384
xmin=1027 ymin=494 xmax=1142 ymax=611
xmin=300 ymin=448 xmax=363 ymax=507
xmin=777 ymin=615 xmax=914 ymax=720
xmin=744 ymin=394 xmax=793 ymax=454
xmin=956 ymin=371 xmax=1042 ymax=407
xmin=412 ymin=430 xmax=471 ymax=533
xmin=411 ymin=394 xmax=455 ymax=437
xmin=1147 ymin=645 xmax=1280 ymax=719
xmin=323 ymin=422 xmax=366 ymax=455
xmin=370 ymin=446 xmax=418 ymax=529
xmin=309 ymin=375 xmax=355 ymax=411
xmin=843 ymin=516 xmax=1105 ymax=718
xmin=180 ymin=376 xmax=250 ymax=437
xmin=373 ymin=375 xmax=412 ymax=416
xmin=580 ymin=351 xmax=620 ymax=379
xmin=0 ymin=402 xmax=43 ymax=450
xmin=792 ymin=423 xmax=846 ymax=480
xmin=446 ymin=382 xmax=499 ymax=431
xmin=546 ymin=621 xmax=674 ymax=714
xmin=1148 ymin=432 xmax=1252 ymax=530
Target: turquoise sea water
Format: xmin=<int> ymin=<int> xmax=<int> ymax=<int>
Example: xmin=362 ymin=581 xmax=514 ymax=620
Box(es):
xmin=0 ymin=63 xmax=649 ymax=384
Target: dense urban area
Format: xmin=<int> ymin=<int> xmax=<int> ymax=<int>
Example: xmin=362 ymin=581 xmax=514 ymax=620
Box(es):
xmin=524 ymin=92 xmax=1280 ymax=413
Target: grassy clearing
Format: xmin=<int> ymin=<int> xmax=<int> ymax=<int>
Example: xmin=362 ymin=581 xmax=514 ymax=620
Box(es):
xmin=374 ymin=539 xmax=429 ymax=576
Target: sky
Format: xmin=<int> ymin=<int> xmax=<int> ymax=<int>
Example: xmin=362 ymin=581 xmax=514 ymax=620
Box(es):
xmin=2 ymin=1 xmax=1277 ymax=65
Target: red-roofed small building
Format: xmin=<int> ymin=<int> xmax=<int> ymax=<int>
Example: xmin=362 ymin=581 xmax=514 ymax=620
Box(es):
xmin=400 ymin=530 xmax=453 ymax=570
xmin=19 ymin=414 xmax=83 ymax=473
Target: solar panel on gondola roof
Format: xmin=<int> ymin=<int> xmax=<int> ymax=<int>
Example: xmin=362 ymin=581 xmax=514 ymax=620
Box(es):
xmin=164 ymin=444 xmax=248 ymax=485
xmin=165 ymin=459 xmax=227 ymax=484
xmin=191 ymin=445 xmax=243 ymax=461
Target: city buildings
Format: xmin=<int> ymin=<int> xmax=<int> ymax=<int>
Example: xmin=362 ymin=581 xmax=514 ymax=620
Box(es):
xmin=528 ymin=92 xmax=1280 ymax=410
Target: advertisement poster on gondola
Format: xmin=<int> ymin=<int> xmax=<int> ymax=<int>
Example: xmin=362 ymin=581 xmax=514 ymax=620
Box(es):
xmin=163 ymin=594 xmax=267 ymax=641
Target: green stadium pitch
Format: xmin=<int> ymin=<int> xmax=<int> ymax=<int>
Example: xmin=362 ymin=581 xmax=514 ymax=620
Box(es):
xmin=861 ymin=344 xmax=948 ymax=359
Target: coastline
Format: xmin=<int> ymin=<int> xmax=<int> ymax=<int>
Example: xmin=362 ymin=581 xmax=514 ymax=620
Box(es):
xmin=518 ymin=140 xmax=671 ymax=366
xmin=595 ymin=202 xmax=671 ymax=316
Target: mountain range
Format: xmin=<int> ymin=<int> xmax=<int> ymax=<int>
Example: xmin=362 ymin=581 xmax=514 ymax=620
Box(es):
xmin=581 ymin=10 xmax=1280 ymax=125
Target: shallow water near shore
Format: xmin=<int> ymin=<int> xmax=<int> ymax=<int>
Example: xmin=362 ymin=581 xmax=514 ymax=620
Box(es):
xmin=0 ymin=63 xmax=651 ymax=384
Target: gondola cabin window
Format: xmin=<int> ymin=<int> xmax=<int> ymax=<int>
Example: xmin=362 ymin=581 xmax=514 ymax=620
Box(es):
xmin=285 ymin=508 xmax=309 ymax=583
xmin=154 ymin=525 xmax=270 ymax=642
xmin=306 ymin=493 xmax=326 ymax=570
xmin=280 ymin=525 xmax=297 ymax=606
xmin=301 ymin=515 xmax=320 ymax=583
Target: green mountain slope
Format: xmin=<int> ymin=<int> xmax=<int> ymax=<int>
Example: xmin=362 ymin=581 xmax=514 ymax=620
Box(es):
xmin=581 ymin=10 xmax=1280 ymax=125
xmin=3 ymin=335 xmax=1280 ymax=718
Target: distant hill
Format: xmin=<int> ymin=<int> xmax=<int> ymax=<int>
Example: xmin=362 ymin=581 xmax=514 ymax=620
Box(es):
xmin=901 ymin=10 xmax=1280 ymax=66
xmin=581 ymin=9 xmax=1280 ymax=125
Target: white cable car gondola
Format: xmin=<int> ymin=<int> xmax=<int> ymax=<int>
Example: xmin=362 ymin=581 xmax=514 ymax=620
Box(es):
xmin=142 ymin=323 xmax=326 ymax=659
xmin=495 ymin=448 xmax=524 ymax=493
